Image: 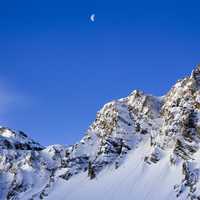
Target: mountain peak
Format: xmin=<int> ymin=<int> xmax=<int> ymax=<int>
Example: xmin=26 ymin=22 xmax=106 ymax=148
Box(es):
xmin=191 ymin=64 xmax=200 ymax=80
xmin=1 ymin=65 xmax=200 ymax=200
xmin=0 ymin=127 xmax=43 ymax=150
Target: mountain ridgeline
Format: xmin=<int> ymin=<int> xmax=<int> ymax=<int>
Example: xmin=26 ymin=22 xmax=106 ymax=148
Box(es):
xmin=1 ymin=66 xmax=200 ymax=199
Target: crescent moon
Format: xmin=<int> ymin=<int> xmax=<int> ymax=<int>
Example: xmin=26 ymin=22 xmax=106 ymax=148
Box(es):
xmin=90 ymin=14 xmax=95 ymax=22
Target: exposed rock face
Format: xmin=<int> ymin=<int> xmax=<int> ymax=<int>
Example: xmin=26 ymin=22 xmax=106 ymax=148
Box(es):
xmin=1 ymin=65 xmax=200 ymax=199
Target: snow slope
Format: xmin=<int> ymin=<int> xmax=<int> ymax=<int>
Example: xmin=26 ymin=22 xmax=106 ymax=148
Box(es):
xmin=46 ymin=138 xmax=182 ymax=200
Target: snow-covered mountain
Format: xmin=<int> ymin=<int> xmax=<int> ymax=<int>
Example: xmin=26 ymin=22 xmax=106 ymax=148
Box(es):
xmin=1 ymin=65 xmax=200 ymax=200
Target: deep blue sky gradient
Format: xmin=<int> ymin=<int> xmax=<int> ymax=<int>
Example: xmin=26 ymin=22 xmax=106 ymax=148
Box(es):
xmin=0 ymin=0 xmax=200 ymax=145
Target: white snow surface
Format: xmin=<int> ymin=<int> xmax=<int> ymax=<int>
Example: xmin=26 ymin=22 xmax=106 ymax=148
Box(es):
xmin=46 ymin=138 xmax=183 ymax=200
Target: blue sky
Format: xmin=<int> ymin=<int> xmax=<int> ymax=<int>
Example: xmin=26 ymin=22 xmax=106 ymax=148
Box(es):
xmin=0 ymin=0 xmax=200 ymax=146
